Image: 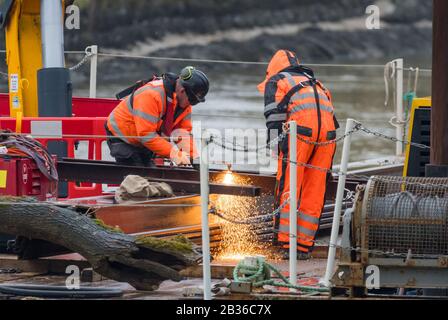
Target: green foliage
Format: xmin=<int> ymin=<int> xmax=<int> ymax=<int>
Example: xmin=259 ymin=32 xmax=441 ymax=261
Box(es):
xmin=93 ymin=219 xmax=123 ymax=233
xmin=135 ymin=235 xmax=194 ymax=254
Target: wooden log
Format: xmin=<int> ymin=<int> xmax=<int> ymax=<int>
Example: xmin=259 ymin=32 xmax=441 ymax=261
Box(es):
xmin=0 ymin=197 xmax=201 ymax=291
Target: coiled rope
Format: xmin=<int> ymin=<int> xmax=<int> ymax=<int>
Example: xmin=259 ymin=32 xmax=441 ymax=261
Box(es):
xmin=233 ymin=257 xmax=329 ymax=293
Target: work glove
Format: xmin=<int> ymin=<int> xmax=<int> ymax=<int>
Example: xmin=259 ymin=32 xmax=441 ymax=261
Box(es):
xmin=170 ymin=149 xmax=191 ymax=166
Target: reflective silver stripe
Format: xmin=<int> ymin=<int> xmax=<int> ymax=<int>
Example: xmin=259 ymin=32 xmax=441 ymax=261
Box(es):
xmin=150 ymin=86 xmax=167 ymax=113
xmin=279 ymin=225 xmax=316 ymax=237
xmin=133 ymin=109 xmax=160 ymax=124
xmin=132 ymin=86 xmax=167 ymax=115
xmin=280 ymin=72 xmax=297 ymax=87
xmin=297 ymin=92 xmax=330 ymax=103
xmin=267 ymin=113 xmax=287 ymax=122
xmin=290 ymin=103 xmax=333 ymax=114
xmin=280 ymin=212 xmax=320 ymax=225
xmin=299 ymin=212 xmax=320 ymax=225
xmin=108 ymin=113 xmax=129 ymax=143
xmin=298 ymin=226 xmax=317 ymax=237
xmin=141 ymin=132 xmax=159 ymax=144
xmin=183 ymin=113 xmax=192 ymax=121
xmin=280 ymin=213 xmax=289 ymax=220
xmin=264 ymin=102 xmax=278 ymax=113
xmin=280 ymin=72 xmax=301 ymax=101
xmin=126 ymin=97 xmax=133 ymax=112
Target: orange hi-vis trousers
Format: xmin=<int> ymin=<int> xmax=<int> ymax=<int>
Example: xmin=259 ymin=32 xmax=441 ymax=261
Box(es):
xmin=275 ymin=127 xmax=336 ymax=253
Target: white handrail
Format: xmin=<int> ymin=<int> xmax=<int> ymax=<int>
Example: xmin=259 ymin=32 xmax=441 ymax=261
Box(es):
xmin=289 ymin=121 xmax=298 ymax=291
xmin=89 ymin=45 xmax=98 ymax=99
xmin=394 ymin=58 xmax=405 ymax=156
xmin=200 ymin=136 xmax=212 ymax=300
xmin=321 ymin=118 xmax=357 ymax=288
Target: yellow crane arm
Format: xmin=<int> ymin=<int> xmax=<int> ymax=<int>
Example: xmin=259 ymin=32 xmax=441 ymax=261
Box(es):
xmin=1 ymin=0 xmax=67 ymax=118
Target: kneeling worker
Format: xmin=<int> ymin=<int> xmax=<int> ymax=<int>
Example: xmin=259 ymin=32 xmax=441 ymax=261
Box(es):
xmin=106 ymin=67 xmax=209 ymax=167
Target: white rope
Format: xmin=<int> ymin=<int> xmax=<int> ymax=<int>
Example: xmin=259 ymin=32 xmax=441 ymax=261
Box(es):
xmin=0 ymin=47 xmax=432 ymax=72
xmin=95 ymin=51 xmax=432 ymax=72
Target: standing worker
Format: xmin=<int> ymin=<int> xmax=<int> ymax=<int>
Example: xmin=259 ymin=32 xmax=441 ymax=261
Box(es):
xmin=258 ymin=50 xmax=339 ymax=259
xmin=105 ymin=67 xmax=209 ymax=167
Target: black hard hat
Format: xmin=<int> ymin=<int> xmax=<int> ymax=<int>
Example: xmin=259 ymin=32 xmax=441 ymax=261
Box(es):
xmin=179 ymin=66 xmax=209 ymax=105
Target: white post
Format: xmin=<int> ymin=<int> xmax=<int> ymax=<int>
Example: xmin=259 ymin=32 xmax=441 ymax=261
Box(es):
xmin=321 ymin=119 xmax=356 ymax=287
xmin=89 ymin=45 xmax=98 ymax=99
xmin=289 ymin=121 xmax=297 ymax=290
xmin=394 ymin=58 xmax=404 ymax=156
xmin=200 ymin=137 xmax=212 ymax=300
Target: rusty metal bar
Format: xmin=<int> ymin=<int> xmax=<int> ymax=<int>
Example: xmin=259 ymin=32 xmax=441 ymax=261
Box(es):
xmin=58 ymin=159 xmax=260 ymax=197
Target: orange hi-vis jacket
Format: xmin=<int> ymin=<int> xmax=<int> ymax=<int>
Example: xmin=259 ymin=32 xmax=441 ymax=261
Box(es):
xmin=107 ymin=74 xmax=195 ymax=159
xmin=259 ymin=50 xmax=338 ymax=253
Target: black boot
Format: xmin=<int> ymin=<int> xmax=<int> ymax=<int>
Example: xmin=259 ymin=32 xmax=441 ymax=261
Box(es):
xmin=279 ymin=248 xmax=311 ymax=261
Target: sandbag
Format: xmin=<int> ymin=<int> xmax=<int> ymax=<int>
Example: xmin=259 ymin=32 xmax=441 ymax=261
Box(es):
xmin=115 ymin=175 xmax=174 ymax=203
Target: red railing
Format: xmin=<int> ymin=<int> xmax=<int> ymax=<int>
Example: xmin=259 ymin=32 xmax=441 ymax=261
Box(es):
xmin=0 ymin=117 xmax=110 ymax=199
xmin=0 ymin=93 xmax=118 ymax=117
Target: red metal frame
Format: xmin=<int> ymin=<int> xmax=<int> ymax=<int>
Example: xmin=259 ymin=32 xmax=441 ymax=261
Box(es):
xmin=0 ymin=117 xmax=109 ymax=199
xmin=0 ymin=93 xmax=118 ymax=117
xmin=0 ymin=157 xmax=57 ymax=201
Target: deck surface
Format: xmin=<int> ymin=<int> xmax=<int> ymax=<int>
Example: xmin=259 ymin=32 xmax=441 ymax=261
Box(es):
xmin=0 ymin=257 xmax=329 ymax=300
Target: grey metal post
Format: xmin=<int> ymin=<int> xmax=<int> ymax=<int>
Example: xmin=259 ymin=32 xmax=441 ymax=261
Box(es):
xmin=41 ymin=0 xmax=65 ymax=68
xmin=38 ymin=0 xmax=72 ymax=198
xmin=200 ymin=137 xmax=212 ymax=300
xmin=289 ymin=121 xmax=297 ymax=290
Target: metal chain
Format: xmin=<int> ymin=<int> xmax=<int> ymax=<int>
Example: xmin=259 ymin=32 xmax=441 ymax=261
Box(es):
xmin=278 ymin=153 xmax=448 ymax=189
xmin=290 ymin=122 xmax=362 ymax=147
xmin=209 ymin=197 xmax=289 ymax=225
xmin=210 ymin=121 xmax=431 ymax=154
xmin=69 ymin=47 xmax=94 ymax=72
xmin=210 ymin=132 xmax=287 ymax=153
xmin=359 ymin=125 xmax=430 ymax=150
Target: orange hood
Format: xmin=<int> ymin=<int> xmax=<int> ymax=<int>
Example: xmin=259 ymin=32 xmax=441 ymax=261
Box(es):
xmin=257 ymin=50 xmax=300 ymax=93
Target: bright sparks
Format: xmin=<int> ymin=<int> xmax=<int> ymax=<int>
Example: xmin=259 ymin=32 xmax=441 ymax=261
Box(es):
xmin=212 ymin=173 xmax=271 ymax=262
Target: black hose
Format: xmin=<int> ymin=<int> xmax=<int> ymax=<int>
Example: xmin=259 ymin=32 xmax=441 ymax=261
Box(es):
xmin=0 ymin=284 xmax=123 ymax=299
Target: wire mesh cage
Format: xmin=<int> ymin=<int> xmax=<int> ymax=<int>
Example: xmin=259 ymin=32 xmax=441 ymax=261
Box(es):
xmin=364 ymin=176 xmax=448 ymax=257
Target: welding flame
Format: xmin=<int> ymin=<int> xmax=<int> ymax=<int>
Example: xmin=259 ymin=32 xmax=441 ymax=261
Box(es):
xmin=223 ymin=171 xmax=234 ymax=185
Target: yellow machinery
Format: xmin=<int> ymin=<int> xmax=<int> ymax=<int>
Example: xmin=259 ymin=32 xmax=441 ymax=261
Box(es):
xmin=403 ymin=97 xmax=432 ymax=177
xmin=1 ymin=0 xmax=67 ymax=118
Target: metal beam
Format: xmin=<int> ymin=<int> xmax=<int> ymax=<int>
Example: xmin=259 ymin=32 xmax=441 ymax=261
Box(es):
xmin=58 ymin=158 xmax=388 ymax=198
xmin=58 ymin=159 xmax=260 ymax=197
xmin=59 ymin=159 xmax=264 ymax=192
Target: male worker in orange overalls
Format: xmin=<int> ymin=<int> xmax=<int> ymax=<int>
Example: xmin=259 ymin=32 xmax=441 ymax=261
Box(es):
xmin=106 ymin=67 xmax=209 ymax=167
xmin=258 ymin=50 xmax=339 ymax=259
